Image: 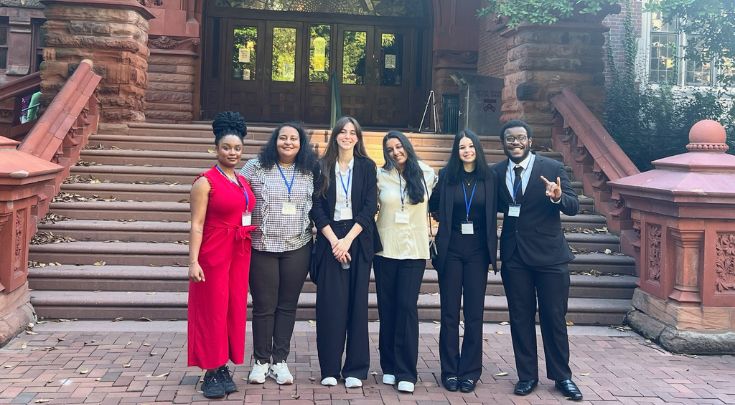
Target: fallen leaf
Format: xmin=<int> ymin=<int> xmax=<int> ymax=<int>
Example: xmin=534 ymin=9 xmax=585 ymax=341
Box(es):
xmin=154 ymin=373 xmax=169 ymax=378
xmin=308 ymin=320 xmax=316 ymax=327
xmin=566 ymin=321 xmax=574 ymax=326
xmin=80 ymin=370 xmax=88 ymax=374
xmin=26 ymin=331 xmax=38 ymax=335
xmin=499 ymin=321 xmax=509 ymax=326
xmin=34 ymin=400 xmax=51 ymax=403
xmin=149 ymin=351 xmax=157 ymax=356
xmin=291 ymin=393 xmax=300 ymax=399
xmin=4 ymin=364 xmax=14 ymax=368
xmin=112 ymin=317 xmax=123 ymax=322
xmin=580 ymin=373 xmax=590 ymax=376
xmin=93 ymin=261 xmax=106 ymax=266
xmin=123 ymin=364 xmax=131 ymax=368
xmin=207 ymin=149 xmax=216 ymax=153
xmin=21 ymin=343 xmax=27 ymax=349
xmin=308 ymin=376 xmax=316 ymax=381
xmin=495 ymin=372 xmax=508 ymax=376
xmin=371 ymin=371 xmax=378 ymax=375
xmin=604 ymin=249 xmax=612 ymax=254
xmin=143 ymin=343 xmax=151 ymax=347
xmin=146 ymin=292 xmax=156 ymax=295
xmin=137 ymin=317 xmax=153 ymax=322
xmin=496 ymin=331 xmax=503 ymax=334
xmin=126 ymin=341 xmax=132 ymax=346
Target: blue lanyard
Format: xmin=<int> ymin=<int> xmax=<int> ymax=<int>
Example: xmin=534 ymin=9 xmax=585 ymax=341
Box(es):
xmin=462 ymin=179 xmax=477 ymax=221
xmin=277 ymin=163 xmax=296 ymax=202
xmin=399 ymin=174 xmax=407 ymax=211
xmin=338 ymin=168 xmax=352 ymax=207
xmin=216 ymin=165 xmax=250 ymax=211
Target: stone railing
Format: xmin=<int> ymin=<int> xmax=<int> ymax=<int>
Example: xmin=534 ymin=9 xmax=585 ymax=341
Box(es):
xmin=0 ymin=59 xmax=100 ymax=346
xmin=550 ymin=87 xmax=640 ymax=260
xmin=0 ymin=72 xmax=42 ymax=141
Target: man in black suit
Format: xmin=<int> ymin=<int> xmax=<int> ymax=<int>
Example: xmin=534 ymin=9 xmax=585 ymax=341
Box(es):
xmin=492 ymin=120 xmax=583 ymax=401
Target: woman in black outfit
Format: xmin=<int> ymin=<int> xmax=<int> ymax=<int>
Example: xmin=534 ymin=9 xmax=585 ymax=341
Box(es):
xmin=311 ymin=116 xmax=377 ymax=389
xmin=428 ymin=130 xmax=498 ymax=393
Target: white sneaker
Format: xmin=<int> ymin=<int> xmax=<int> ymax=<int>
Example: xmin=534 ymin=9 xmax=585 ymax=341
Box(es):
xmin=321 ymin=377 xmax=338 ymax=386
xmin=248 ymin=360 xmax=269 ymax=384
xmin=397 ymin=381 xmax=414 ymax=393
xmin=268 ymin=361 xmax=293 ymax=385
xmin=382 ymin=374 xmax=396 ymax=385
xmin=345 ymin=377 xmax=362 ymax=388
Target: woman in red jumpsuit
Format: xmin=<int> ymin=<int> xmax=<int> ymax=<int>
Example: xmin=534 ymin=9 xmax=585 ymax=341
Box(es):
xmin=188 ymin=111 xmax=256 ymax=399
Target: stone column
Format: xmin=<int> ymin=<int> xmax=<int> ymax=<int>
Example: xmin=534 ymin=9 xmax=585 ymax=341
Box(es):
xmin=39 ymin=0 xmax=154 ymax=124
xmin=145 ymin=36 xmax=200 ymax=123
xmin=499 ymin=16 xmax=615 ymax=148
xmin=0 ymin=136 xmax=62 ymax=346
xmin=610 ymin=120 xmax=735 ymax=354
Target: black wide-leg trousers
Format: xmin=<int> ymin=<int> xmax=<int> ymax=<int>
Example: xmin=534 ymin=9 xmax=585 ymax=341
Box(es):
xmin=373 ymin=255 xmax=425 ymax=384
xmin=438 ymin=230 xmax=490 ymax=382
xmin=500 ymin=249 xmax=572 ymax=382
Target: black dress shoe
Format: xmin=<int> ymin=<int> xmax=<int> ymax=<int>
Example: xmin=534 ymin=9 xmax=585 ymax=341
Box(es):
xmin=555 ymin=379 xmax=583 ymax=401
xmin=442 ymin=377 xmax=458 ymax=392
xmin=513 ymin=379 xmax=538 ymax=396
xmin=459 ymin=379 xmax=476 ymax=393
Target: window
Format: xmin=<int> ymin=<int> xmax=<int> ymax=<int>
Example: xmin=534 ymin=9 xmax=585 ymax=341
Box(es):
xmin=31 ymin=19 xmax=46 ymax=73
xmin=0 ymin=21 xmax=8 ymax=70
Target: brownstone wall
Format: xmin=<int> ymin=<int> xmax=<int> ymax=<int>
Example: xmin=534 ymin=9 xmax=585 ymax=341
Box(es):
xmin=602 ymin=1 xmax=642 ymax=85
xmin=146 ymin=37 xmax=200 ymax=123
xmin=477 ymin=15 xmax=507 ymax=78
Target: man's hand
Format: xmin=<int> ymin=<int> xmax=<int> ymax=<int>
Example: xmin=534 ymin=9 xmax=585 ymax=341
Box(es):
xmin=541 ymin=176 xmax=562 ymax=202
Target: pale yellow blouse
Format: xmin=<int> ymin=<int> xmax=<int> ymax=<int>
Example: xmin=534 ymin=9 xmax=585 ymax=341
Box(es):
xmin=375 ymin=161 xmax=437 ymax=260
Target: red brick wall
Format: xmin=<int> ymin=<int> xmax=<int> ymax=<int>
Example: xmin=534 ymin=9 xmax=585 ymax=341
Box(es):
xmin=602 ymin=1 xmax=643 ymax=85
xmin=477 ymin=15 xmax=507 ymax=78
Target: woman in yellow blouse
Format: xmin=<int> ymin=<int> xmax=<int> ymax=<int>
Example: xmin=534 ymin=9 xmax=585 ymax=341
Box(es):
xmin=374 ymin=130 xmax=437 ymax=393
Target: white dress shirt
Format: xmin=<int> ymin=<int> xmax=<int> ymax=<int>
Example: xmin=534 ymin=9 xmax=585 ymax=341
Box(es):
xmin=333 ymin=157 xmax=354 ymax=221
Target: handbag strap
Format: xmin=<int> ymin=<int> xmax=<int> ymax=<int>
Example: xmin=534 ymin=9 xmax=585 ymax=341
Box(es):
xmin=421 ymin=174 xmax=434 ymax=239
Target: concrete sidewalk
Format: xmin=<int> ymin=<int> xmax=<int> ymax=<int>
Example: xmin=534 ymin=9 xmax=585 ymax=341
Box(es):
xmin=0 ymin=321 xmax=733 ymax=404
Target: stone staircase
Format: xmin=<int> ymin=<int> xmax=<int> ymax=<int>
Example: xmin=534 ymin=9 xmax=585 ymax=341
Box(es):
xmin=27 ymin=123 xmax=637 ymax=325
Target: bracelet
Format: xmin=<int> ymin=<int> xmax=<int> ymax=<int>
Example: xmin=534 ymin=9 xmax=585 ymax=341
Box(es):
xmin=189 ymin=260 xmax=198 ymax=266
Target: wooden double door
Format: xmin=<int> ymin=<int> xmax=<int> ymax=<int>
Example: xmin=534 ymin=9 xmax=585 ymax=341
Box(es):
xmin=203 ymin=18 xmax=418 ymax=126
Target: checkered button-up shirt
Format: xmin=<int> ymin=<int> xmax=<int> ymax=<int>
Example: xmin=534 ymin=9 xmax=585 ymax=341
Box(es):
xmin=241 ymin=158 xmax=314 ymax=252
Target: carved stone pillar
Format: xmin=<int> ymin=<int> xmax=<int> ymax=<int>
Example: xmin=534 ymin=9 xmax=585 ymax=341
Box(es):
xmin=669 ymin=227 xmax=704 ymax=305
xmin=145 ymin=35 xmax=200 ymax=123
xmin=40 ymin=0 xmax=154 ymax=123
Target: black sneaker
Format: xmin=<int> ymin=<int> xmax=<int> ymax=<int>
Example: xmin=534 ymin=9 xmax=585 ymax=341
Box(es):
xmin=217 ymin=365 xmax=238 ymax=394
xmin=201 ymin=372 xmax=226 ymax=398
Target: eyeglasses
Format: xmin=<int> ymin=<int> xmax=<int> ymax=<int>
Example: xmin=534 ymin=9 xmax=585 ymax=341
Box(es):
xmin=504 ymin=135 xmax=528 ymax=144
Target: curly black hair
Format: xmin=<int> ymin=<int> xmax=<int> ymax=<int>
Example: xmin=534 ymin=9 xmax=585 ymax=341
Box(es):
xmin=212 ymin=111 xmax=248 ymax=146
xmin=258 ymin=122 xmax=318 ymax=175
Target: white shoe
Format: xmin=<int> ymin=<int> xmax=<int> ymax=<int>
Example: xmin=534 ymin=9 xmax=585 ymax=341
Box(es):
xmin=321 ymin=377 xmax=338 ymax=386
xmin=397 ymin=381 xmax=414 ymax=393
xmin=268 ymin=361 xmax=293 ymax=385
xmin=248 ymin=360 xmax=269 ymax=384
xmin=382 ymin=374 xmax=396 ymax=385
xmin=345 ymin=377 xmax=362 ymax=388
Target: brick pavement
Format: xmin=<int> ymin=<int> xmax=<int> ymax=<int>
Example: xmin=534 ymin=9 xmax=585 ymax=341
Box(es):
xmin=0 ymin=322 xmax=733 ymax=405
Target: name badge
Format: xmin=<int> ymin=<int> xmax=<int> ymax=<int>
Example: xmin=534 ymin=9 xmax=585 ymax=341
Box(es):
xmin=282 ymin=202 xmax=297 ymax=215
xmin=508 ymin=204 xmax=521 ymax=217
xmin=461 ymin=221 xmax=474 ymax=235
xmin=242 ymin=212 xmax=252 ymax=226
xmin=394 ymin=211 xmax=410 ymax=224
xmin=340 ymin=208 xmax=353 ymax=220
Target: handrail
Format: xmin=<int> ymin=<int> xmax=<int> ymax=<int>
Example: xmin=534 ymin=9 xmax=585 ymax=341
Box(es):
xmin=0 ymin=72 xmax=41 ymax=101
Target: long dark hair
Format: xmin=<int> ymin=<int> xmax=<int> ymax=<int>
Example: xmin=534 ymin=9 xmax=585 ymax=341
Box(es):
xmin=212 ymin=111 xmax=247 ymax=145
xmin=382 ymin=130 xmax=425 ymax=205
xmin=315 ymin=116 xmax=373 ymax=197
xmin=444 ymin=130 xmax=490 ymax=184
xmin=258 ymin=122 xmax=317 ymax=174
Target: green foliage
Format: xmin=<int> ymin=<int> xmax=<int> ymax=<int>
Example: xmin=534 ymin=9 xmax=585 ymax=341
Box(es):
xmin=478 ymin=0 xmax=618 ymax=27
xmin=604 ymin=1 xmax=735 ymax=171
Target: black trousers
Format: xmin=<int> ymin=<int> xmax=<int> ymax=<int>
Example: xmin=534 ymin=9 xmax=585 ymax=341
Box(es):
xmin=316 ymin=220 xmax=371 ymax=380
xmin=439 ymin=231 xmax=490 ymax=382
xmin=249 ymin=243 xmax=311 ymax=363
xmin=501 ymin=249 xmax=572 ymax=381
xmin=373 ymin=256 xmax=425 ymax=384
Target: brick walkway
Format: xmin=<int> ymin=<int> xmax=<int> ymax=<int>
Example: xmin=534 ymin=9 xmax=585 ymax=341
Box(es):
xmin=0 ymin=322 xmax=733 ymax=404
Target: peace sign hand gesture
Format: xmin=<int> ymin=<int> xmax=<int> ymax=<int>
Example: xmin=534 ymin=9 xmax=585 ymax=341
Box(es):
xmin=541 ymin=176 xmax=562 ymax=202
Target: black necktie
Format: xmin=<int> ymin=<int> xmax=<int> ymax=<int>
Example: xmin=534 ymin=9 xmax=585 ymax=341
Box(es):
xmin=513 ymin=166 xmax=523 ymax=200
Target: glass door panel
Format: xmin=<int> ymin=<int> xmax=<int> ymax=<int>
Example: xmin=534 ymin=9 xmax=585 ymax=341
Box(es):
xmin=342 ymin=31 xmax=367 ymax=85
xmin=337 ymin=25 xmax=373 ymax=124
xmin=372 ymin=27 xmax=411 ymax=126
xmin=263 ymin=21 xmax=302 ymax=122
xmin=233 ymin=26 xmax=258 ymax=81
xmin=271 ymin=27 xmax=296 ymax=82
xmin=224 ymin=19 xmax=265 ymax=121
xmin=304 ymin=24 xmax=332 ymax=124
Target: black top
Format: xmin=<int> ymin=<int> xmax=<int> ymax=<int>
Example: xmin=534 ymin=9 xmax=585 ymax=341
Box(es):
xmin=450 ymin=170 xmax=487 ymax=234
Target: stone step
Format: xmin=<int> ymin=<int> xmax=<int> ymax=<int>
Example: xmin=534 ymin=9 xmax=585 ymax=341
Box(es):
xmin=60 ymin=178 xmax=585 ymax=203
xmin=29 ymin=290 xmax=631 ymax=325
xmin=37 ymin=219 xmax=621 ymax=253
xmin=28 ymin=241 xmax=635 ymax=274
xmin=28 ymin=265 xmax=637 ymax=299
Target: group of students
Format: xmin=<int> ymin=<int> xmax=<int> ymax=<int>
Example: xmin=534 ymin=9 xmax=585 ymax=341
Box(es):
xmin=187 ymin=111 xmax=584 ymax=402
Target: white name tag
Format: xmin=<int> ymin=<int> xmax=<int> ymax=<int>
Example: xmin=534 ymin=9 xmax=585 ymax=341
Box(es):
xmin=340 ymin=208 xmax=353 ymax=220
xmin=508 ymin=204 xmax=521 ymax=217
xmin=282 ymin=202 xmax=297 ymax=215
xmin=461 ymin=221 xmax=474 ymax=235
xmin=394 ymin=211 xmax=410 ymax=224
xmin=242 ymin=212 xmax=252 ymax=226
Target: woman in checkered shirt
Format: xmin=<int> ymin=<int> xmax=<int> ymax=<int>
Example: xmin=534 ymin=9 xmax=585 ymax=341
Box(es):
xmin=240 ymin=122 xmax=318 ymax=386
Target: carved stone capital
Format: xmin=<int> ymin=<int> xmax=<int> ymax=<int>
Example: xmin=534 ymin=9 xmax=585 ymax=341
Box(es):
xmin=148 ymin=35 xmax=201 ymax=51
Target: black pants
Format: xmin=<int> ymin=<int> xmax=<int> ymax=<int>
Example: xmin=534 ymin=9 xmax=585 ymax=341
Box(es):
xmin=315 ymin=220 xmax=371 ymax=380
xmin=249 ymin=242 xmax=311 ymax=363
xmin=373 ymin=256 xmax=425 ymax=384
xmin=439 ymin=231 xmax=490 ymax=382
xmin=501 ymin=249 xmax=572 ymax=381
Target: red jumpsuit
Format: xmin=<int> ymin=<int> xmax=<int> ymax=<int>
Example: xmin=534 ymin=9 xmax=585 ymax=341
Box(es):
xmin=188 ymin=166 xmax=256 ymax=369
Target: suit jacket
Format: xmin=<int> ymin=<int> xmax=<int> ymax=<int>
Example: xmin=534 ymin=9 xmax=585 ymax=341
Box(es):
xmin=428 ymin=166 xmax=498 ymax=273
xmin=492 ymin=153 xmax=579 ymax=267
xmin=311 ymin=156 xmax=378 ymax=264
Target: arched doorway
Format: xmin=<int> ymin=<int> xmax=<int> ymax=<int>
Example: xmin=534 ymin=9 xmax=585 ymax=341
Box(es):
xmin=201 ymin=0 xmax=433 ymax=127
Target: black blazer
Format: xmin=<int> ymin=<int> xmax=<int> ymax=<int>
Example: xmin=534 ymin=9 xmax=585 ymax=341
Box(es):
xmin=311 ymin=156 xmax=378 ymax=263
xmin=428 ymin=166 xmax=498 ymax=273
xmin=492 ymin=153 xmax=579 ymax=267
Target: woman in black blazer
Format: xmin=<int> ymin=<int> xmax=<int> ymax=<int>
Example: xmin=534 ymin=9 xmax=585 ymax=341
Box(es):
xmin=311 ymin=116 xmax=378 ymax=389
xmin=428 ymin=130 xmax=498 ymax=393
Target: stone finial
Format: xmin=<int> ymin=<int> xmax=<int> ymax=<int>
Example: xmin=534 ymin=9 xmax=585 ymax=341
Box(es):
xmin=686 ymin=119 xmax=729 ymax=153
